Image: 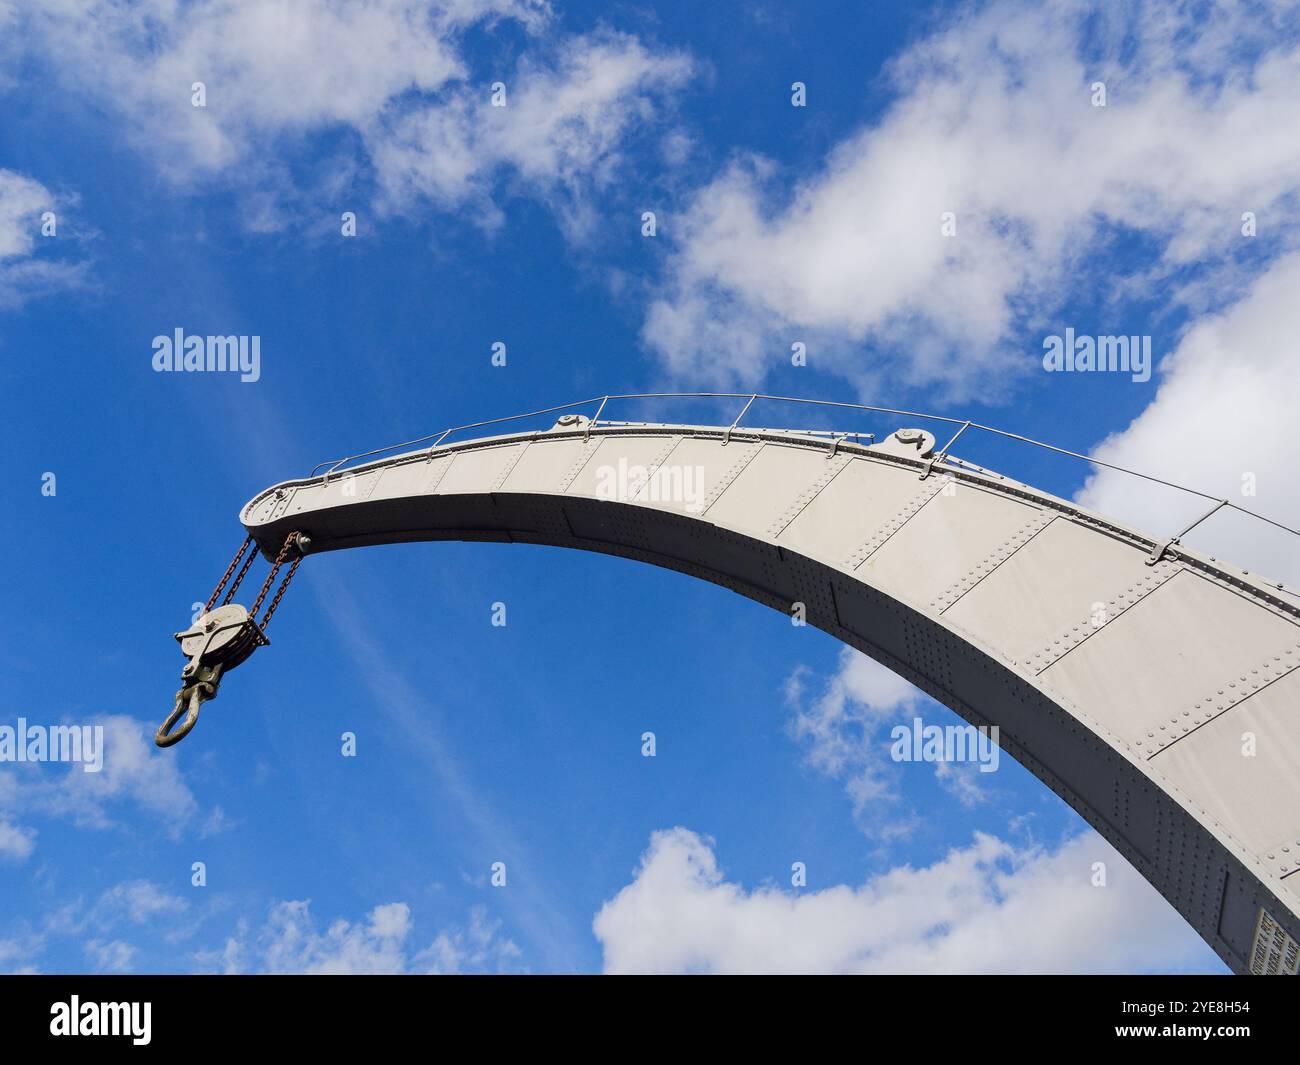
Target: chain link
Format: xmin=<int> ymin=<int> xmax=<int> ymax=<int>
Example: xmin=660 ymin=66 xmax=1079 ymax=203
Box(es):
xmin=261 ymin=556 xmax=302 ymax=629
xmin=221 ymin=546 xmax=259 ymax=606
xmin=250 ymin=531 xmax=301 ymax=624
xmin=162 ymin=530 xmax=305 ymax=748
xmin=204 ymin=536 xmax=253 ymax=612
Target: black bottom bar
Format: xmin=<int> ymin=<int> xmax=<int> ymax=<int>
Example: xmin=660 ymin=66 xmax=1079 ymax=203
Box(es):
xmin=0 ymin=974 xmax=1291 ymax=1052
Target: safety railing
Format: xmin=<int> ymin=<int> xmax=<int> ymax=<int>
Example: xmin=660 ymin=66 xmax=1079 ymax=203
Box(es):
xmin=307 ymin=392 xmax=1299 ymax=593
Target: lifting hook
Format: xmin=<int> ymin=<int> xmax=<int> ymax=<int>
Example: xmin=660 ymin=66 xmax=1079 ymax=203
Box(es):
xmin=155 ymin=531 xmax=305 ymax=748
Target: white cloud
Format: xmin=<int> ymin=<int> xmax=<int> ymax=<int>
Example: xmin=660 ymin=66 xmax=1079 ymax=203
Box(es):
xmin=369 ymin=31 xmax=693 ymax=235
xmin=417 ymin=905 xmax=525 ymax=973
xmin=207 ymin=900 xmax=520 ymax=974
xmin=23 ymin=0 xmax=532 ymax=173
xmin=0 ymin=715 xmax=223 ymax=849
xmin=31 ymin=716 xmax=202 ymax=836
xmin=32 ymin=878 xmax=192 ymax=971
xmin=0 ymin=818 xmax=36 ymax=862
xmin=593 ymin=826 xmax=1219 ymax=974
xmin=933 ymin=759 xmax=991 ymax=809
xmin=0 ymin=931 xmax=43 ymax=975
xmin=47 ymin=879 xmax=190 ymax=941
xmin=14 ymin=2 xmax=690 ymax=231
xmin=0 ymin=168 xmax=86 ymax=308
xmin=97 ymin=880 xmax=190 ymax=927
xmin=0 ymin=170 xmax=47 ymax=261
xmin=19 ymin=877 xmax=520 ymax=974
xmin=0 ymin=877 xmax=216 ymax=972
xmin=786 ymin=648 xmax=919 ymax=811
xmin=218 ymin=899 xmax=413 ymax=975
xmin=643 ymin=0 xmax=1300 ymax=396
xmin=787 ymin=647 xmax=989 ymax=828
xmin=1078 ymin=251 xmax=1300 ymax=587
xmin=85 ymin=938 xmax=136 ymax=974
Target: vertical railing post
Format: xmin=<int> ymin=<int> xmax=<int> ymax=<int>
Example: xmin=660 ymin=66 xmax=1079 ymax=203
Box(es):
xmin=1147 ymin=499 xmax=1228 ymax=564
xmin=585 ymin=396 xmax=609 ymax=442
xmin=425 ymin=428 xmax=453 ymax=463
xmin=723 ymin=394 xmax=757 ymax=446
xmin=919 ymin=421 xmax=971 ymax=480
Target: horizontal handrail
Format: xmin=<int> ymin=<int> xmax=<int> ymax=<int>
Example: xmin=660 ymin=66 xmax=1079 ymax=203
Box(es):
xmin=304 ymin=392 xmax=1299 ymax=586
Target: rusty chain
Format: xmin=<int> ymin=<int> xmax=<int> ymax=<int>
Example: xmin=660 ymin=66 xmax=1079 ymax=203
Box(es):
xmin=203 ymin=530 xmax=303 ymax=621
xmin=249 ymin=531 xmax=302 ymax=625
xmin=222 ymin=545 xmax=259 ymax=606
xmin=159 ymin=530 xmax=305 ymax=748
xmin=204 ymin=535 xmax=253 ymax=612
xmin=260 ymin=555 xmax=302 ymax=629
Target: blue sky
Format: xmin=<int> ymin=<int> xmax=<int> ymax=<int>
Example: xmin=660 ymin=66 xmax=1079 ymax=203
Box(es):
xmin=2 ymin=0 xmax=1298 ymax=973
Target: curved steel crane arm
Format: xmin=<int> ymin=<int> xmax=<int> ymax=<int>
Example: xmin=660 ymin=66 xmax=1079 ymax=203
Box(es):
xmin=240 ymin=414 xmax=1300 ymax=975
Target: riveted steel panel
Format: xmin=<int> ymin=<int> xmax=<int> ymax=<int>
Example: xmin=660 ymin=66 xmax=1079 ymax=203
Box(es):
xmin=274 ymin=484 xmax=317 ymax=520
xmin=556 ymin=438 xmax=603 ymax=492
xmin=435 ymin=443 xmax=529 ymax=495
xmin=424 ymin=455 xmax=454 ymax=493
xmin=622 ymin=437 xmax=686 ymax=504
xmin=1136 ymin=644 xmax=1300 ymax=760
xmin=855 ymin=482 xmax=1041 ymax=609
xmin=1040 ymin=569 xmax=1300 ymax=748
xmin=288 ymin=480 xmax=346 ymax=515
xmin=564 ymin=435 xmax=682 ymax=499
xmin=1151 ymin=665 xmax=1300 ymax=867
xmin=704 ymin=443 xmax=832 ymax=537
xmin=766 ymin=454 xmax=852 ymax=538
xmin=843 ymin=478 xmax=949 ymax=568
xmin=943 ymin=516 xmax=1158 ymax=666
xmin=624 ymin=436 xmax=743 ymax=516
xmin=777 ymin=457 xmax=929 ymax=566
xmin=368 ymin=459 xmax=439 ymax=502
xmin=489 ymin=441 xmax=530 ymax=489
xmin=1023 ymin=561 xmax=1180 ymax=675
xmin=931 ymin=511 xmax=1056 ymax=614
xmin=497 ymin=437 xmax=591 ymax=493
xmin=697 ymin=440 xmax=763 ymax=514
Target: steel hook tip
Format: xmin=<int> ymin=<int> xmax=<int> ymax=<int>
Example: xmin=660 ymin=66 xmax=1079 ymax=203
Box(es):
xmin=155 ymin=686 xmax=204 ymax=748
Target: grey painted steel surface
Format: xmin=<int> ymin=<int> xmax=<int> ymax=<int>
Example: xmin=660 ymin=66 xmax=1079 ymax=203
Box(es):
xmin=242 ymin=416 xmax=1300 ymax=974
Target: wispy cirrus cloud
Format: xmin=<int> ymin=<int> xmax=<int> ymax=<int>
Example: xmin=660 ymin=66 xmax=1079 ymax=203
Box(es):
xmin=786 ymin=648 xmax=920 ymax=814
xmin=0 ymin=715 xmax=227 ymax=857
xmin=35 ymin=878 xmax=193 ymax=971
xmin=0 ymin=818 xmax=36 ymax=862
xmin=785 ymin=647 xmax=991 ymax=835
xmin=46 ymin=879 xmax=190 ymax=941
xmin=12 ymin=876 xmax=520 ymax=974
xmin=202 ymin=899 xmax=520 ymax=974
xmin=307 ymin=575 xmax=587 ymax=971
xmin=0 ymin=929 xmax=43 ymax=975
